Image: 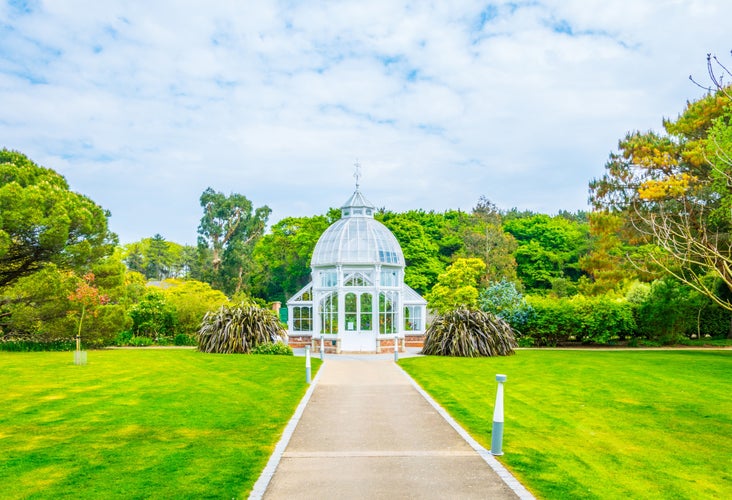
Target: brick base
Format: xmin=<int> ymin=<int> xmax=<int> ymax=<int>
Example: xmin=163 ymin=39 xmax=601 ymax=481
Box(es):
xmin=287 ymin=334 xmax=425 ymax=353
xmin=287 ymin=335 xmax=312 ymax=348
xmin=405 ymin=334 xmax=425 ymax=349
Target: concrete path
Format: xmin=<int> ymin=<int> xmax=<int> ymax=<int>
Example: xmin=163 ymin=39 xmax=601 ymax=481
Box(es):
xmin=255 ymin=357 xmax=530 ymax=499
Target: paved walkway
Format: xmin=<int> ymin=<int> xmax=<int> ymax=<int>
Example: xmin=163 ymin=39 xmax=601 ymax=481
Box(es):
xmin=252 ymin=357 xmax=532 ymax=499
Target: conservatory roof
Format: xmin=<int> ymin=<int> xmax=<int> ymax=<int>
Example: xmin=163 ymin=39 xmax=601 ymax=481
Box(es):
xmin=311 ymin=189 xmax=404 ymax=267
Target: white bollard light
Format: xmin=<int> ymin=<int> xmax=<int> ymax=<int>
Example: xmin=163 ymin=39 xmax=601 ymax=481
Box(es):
xmin=320 ymin=336 xmax=325 ymax=360
xmin=394 ymin=335 xmax=399 ymax=362
xmin=491 ymin=374 xmax=507 ymax=456
xmin=305 ymin=345 xmax=312 ymax=384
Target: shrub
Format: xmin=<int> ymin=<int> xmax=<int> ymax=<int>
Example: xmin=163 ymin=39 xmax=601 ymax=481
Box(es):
xmin=692 ymin=304 xmax=732 ymax=338
xmin=479 ymin=279 xmax=533 ymax=326
xmin=522 ymin=295 xmax=635 ymax=345
xmin=129 ymin=291 xmax=177 ymax=340
xmin=173 ymin=333 xmax=197 ymax=346
xmin=421 ymin=308 xmax=517 ymax=357
xmin=198 ymin=305 xmax=286 ymax=354
xmin=85 ymin=304 xmax=132 ymax=347
xmin=632 ymin=278 xmax=693 ymax=343
xmin=162 ymin=279 xmax=229 ymax=334
xmin=129 ymin=336 xmax=154 ymax=347
xmin=252 ymin=342 xmax=294 ymax=356
xmin=114 ymin=330 xmax=133 ymax=346
xmin=0 ymin=337 xmax=75 ymax=352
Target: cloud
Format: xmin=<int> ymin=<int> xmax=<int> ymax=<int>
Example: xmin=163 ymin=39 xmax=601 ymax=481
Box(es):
xmin=0 ymin=0 xmax=729 ymax=244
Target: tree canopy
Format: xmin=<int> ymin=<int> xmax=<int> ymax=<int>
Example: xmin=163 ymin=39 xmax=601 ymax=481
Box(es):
xmin=197 ymin=188 xmax=271 ymax=295
xmin=0 ymin=149 xmax=117 ymax=288
xmin=590 ymin=85 xmax=732 ymax=309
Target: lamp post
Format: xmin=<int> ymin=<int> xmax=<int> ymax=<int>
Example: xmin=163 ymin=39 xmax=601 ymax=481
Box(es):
xmin=491 ymin=374 xmax=507 ymax=456
xmin=305 ymin=345 xmax=312 ymax=384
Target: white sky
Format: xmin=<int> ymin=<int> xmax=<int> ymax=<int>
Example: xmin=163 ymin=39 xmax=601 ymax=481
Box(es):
xmin=1 ymin=0 xmax=729 ymax=244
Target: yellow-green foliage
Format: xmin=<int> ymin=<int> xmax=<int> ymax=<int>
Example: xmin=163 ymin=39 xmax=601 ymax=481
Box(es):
xmin=161 ymin=279 xmax=229 ymax=334
xmin=424 ymin=258 xmax=486 ymax=313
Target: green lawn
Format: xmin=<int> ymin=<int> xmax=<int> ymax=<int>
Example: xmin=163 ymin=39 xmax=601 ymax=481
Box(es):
xmin=400 ymin=350 xmax=732 ymax=500
xmin=0 ymin=349 xmax=319 ymax=499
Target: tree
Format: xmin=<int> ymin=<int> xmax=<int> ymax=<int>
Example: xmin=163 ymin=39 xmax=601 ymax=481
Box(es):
xmin=128 ymin=291 xmax=177 ymax=340
xmin=578 ymin=212 xmax=641 ymax=294
xmin=503 ymin=214 xmax=589 ymax=291
xmin=145 ymin=233 xmax=172 ymax=280
xmin=0 ymin=265 xmax=77 ymax=339
xmin=122 ymin=237 xmax=194 ymax=280
xmin=590 ymin=81 xmax=732 ymax=313
xmin=0 ymin=149 xmax=117 ymax=288
xmin=379 ymin=212 xmax=444 ymax=295
xmin=462 ymin=197 xmax=518 ymax=284
xmin=68 ymin=272 xmax=109 ymax=351
xmin=197 ymin=188 xmax=271 ymax=295
xmin=252 ymin=215 xmax=330 ymax=302
xmin=123 ymin=243 xmax=145 ymax=275
xmin=424 ymin=258 xmax=486 ymax=313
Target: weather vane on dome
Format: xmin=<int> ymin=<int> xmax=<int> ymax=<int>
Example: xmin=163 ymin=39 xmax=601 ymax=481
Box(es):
xmin=354 ymin=160 xmax=362 ymax=190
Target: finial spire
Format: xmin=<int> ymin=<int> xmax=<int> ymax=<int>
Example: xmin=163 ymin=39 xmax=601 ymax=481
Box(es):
xmin=354 ymin=160 xmax=361 ymax=190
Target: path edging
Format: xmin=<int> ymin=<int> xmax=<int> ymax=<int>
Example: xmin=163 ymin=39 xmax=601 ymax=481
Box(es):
xmin=396 ymin=364 xmax=536 ymax=500
xmin=248 ymin=366 xmax=323 ymax=499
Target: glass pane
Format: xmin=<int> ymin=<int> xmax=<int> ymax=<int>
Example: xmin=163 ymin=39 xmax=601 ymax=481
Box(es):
xmin=360 ymin=292 xmax=372 ymax=331
xmin=320 ymin=292 xmax=338 ymax=334
xmin=345 ymin=293 xmax=357 ymax=312
xmin=360 ymin=313 xmax=372 ymax=331
xmin=360 ymin=293 xmax=372 ymax=312
xmin=404 ymin=306 xmax=421 ymax=331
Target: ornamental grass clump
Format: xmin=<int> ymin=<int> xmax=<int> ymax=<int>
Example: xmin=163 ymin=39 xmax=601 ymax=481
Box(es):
xmin=422 ymin=308 xmax=517 ymax=357
xmin=198 ymin=304 xmax=286 ymax=354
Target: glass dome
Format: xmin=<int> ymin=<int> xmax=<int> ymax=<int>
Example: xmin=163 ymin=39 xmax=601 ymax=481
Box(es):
xmin=310 ymin=189 xmax=405 ymax=267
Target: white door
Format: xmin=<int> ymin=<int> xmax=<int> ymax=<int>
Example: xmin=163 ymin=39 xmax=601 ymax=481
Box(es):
xmin=340 ymin=292 xmax=375 ymax=351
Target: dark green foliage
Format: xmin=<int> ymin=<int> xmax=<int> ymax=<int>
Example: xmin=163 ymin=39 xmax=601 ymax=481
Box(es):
xmin=503 ymin=214 xmax=589 ymax=291
xmin=123 ymin=238 xmax=201 ymax=281
xmin=694 ymin=304 xmax=732 ymax=338
xmin=145 ymin=234 xmax=172 ymax=280
xmin=197 ymin=188 xmax=271 ymax=295
xmin=85 ymin=304 xmax=132 ymax=347
xmin=630 ymin=278 xmax=732 ymax=343
xmin=114 ymin=330 xmax=133 ymax=346
xmin=251 ymin=215 xmax=330 ymax=302
xmin=173 ymin=333 xmax=197 ymax=346
xmin=129 ymin=335 xmax=154 ymax=347
xmin=198 ymin=304 xmax=286 ymax=354
xmin=252 ymin=342 xmax=294 ymax=355
xmin=421 ymin=308 xmax=517 ymax=357
xmin=379 ymin=212 xmax=446 ymax=295
xmin=521 ymin=295 xmax=636 ymax=345
xmin=129 ymin=291 xmax=177 ymax=339
xmin=0 ymin=337 xmax=75 ymax=351
xmin=0 ymin=149 xmax=117 ymax=288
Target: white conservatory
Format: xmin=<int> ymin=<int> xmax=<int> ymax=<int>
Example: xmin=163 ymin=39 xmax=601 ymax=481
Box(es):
xmin=286 ymin=187 xmax=427 ymax=353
